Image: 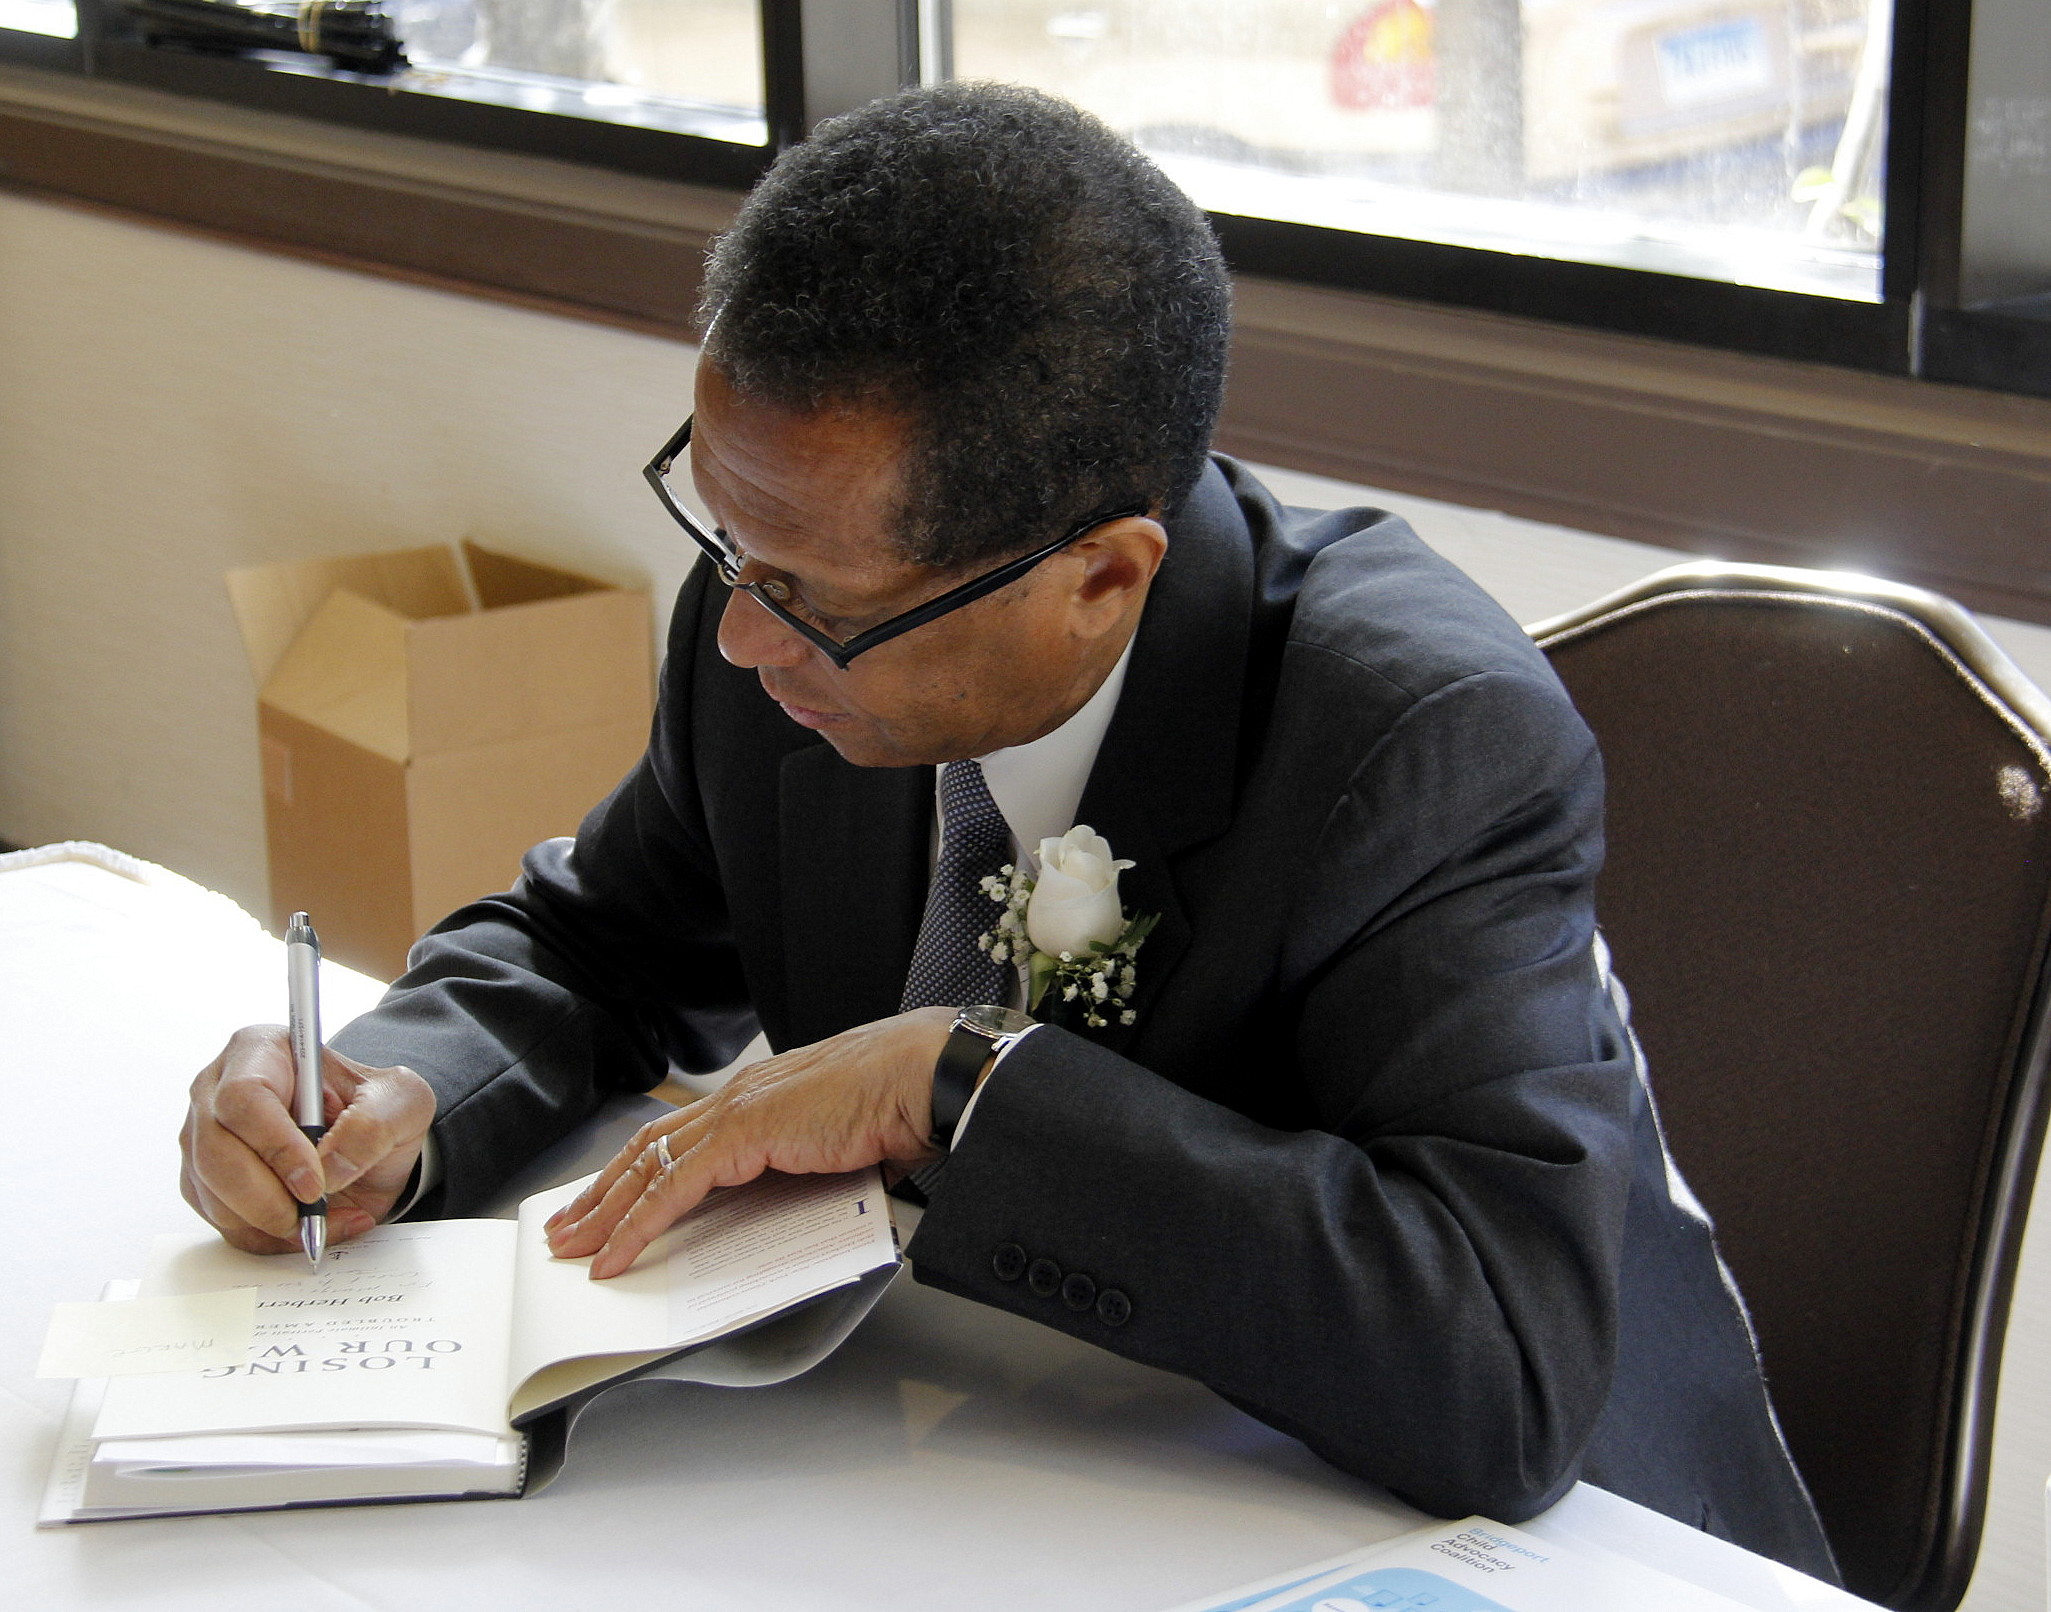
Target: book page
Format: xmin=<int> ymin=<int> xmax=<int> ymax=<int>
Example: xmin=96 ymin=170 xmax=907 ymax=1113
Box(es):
xmin=92 ymin=1220 xmax=518 ymax=1442
xmin=642 ymin=1263 xmax=899 ymax=1389
xmin=505 ymin=1168 xmax=897 ymax=1421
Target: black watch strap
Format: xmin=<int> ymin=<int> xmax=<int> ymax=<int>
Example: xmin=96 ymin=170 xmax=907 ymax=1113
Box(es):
xmin=929 ymin=1026 xmax=995 ymax=1153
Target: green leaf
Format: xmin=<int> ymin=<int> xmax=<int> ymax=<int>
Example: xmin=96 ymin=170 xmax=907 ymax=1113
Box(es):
xmin=1027 ymin=949 xmax=1058 ymax=1012
xmin=1117 ymin=912 xmax=1161 ymax=954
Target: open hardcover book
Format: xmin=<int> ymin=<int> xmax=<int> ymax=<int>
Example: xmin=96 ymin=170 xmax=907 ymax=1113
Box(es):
xmin=40 ymin=1168 xmax=900 ymax=1523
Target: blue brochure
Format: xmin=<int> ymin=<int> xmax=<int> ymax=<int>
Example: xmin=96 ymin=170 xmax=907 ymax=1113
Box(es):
xmin=1164 ymin=1515 xmax=1755 ymax=1612
xmin=1233 ymin=1564 xmax=1513 ymax=1611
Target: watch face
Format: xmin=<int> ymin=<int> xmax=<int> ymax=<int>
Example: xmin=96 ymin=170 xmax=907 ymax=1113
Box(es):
xmin=960 ymin=1003 xmax=1035 ymax=1037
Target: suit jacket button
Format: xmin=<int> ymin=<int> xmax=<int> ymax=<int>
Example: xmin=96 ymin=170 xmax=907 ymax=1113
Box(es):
xmin=992 ymin=1243 xmax=1027 ymax=1283
xmin=1096 ymin=1288 xmax=1132 ymax=1327
xmin=1027 ymin=1258 xmax=1062 ymax=1297
xmin=1060 ymin=1271 xmax=1096 ymax=1311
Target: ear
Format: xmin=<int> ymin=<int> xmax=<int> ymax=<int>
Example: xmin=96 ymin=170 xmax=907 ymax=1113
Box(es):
xmin=1064 ymin=516 xmax=1168 ymax=631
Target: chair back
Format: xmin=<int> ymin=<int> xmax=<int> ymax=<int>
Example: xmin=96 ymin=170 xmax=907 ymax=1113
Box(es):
xmin=1533 ymin=563 xmax=2051 ymax=1611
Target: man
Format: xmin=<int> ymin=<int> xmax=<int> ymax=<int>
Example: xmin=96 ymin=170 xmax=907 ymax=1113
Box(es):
xmin=179 ymin=83 xmax=1834 ymax=1578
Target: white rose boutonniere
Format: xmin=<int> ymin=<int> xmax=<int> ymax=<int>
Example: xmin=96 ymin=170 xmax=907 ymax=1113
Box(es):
xmin=1026 ymin=827 xmax=1130 ymax=957
xmin=977 ymin=825 xmax=1159 ymax=1031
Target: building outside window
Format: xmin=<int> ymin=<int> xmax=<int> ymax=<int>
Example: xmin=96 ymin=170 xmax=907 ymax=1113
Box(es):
xmin=953 ymin=0 xmax=1890 ymax=301
xmin=0 ymin=1 xmax=2042 ymax=395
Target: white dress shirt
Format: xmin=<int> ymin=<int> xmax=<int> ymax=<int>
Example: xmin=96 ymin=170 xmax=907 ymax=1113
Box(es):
xmin=963 ymin=640 xmax=1132 ymax=873
xmin=939 ymin=639 xmax=1133 ymax=1139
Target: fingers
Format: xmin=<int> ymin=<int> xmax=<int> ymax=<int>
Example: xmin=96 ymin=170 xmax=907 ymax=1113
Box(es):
xmin=180 ymin=1132 xmax=301 ymax=1255
xmin=546 ymin=1013 xmax=948 ymax=1278
xmin=180 ymin=1027 xmax=435 ymax=1251
xmin=589 ymin=1161 xmax=706 ymax=1280
xmin=589 ymin=1128 xmax=749 ymax=1280
xmin=318 ymin=1058 xmax=434 ymax=1196
xmin=545 ymin=1112 xmax=710 ymax=1262
xmin=232 ymin=1041 xmax=332 ymax=1201
xmin=543 ymin=1114 xmax=673 ymax=1235
xmin=544 ymin=1103 xmax=756 ymax=1279
xmin=321 ymin=1185 xmax=388 ymax=1243
xmin=316 ymin=1062 xmax=433 ymax=1237
xmin=183 ymin=1028 xmax=320 ymax=1241
xmin=546 ymin=1137 xmax=669 ymax=1261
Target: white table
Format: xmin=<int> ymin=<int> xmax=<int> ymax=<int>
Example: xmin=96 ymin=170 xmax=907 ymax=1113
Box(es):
xmin=1 ymin=845 xmax=1875 ymax=1610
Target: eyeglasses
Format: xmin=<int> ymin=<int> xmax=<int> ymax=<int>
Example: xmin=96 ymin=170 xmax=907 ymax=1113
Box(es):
xmin=644 ymin=415 xmax=1147 ymax=671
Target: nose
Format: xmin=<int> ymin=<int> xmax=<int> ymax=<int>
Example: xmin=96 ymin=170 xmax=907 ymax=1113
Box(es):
xmin=715 ymin=585 xmax=811 ymax=670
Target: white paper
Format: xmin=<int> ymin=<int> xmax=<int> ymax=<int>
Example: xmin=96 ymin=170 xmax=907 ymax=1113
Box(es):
xmin=93 ymin=1220 xmax=518 ymax=1441
xmin=666 ymin=1169 xmax=895 ymax=1333
xmin=1173 ymin=1517 xmax=1754 ymax=1612
xmin=504 ymin=1168 xmax=898 ymax=1420
xmin=91 ymin=1429 xmax=515 ymax=1474
xmin=38 ymin=1288 xmax=256 ymax=1378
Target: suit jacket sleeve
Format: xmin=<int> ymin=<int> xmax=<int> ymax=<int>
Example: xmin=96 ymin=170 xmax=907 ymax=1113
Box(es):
xmin=330 ymin=565 xmax=758 ymax=1216
xmin=904 ymin=662 xmax=1636 ymax=1524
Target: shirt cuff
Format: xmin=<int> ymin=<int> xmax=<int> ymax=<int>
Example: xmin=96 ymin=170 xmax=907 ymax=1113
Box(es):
xmin=388 ymin=1131 xmax=441 ymax=1221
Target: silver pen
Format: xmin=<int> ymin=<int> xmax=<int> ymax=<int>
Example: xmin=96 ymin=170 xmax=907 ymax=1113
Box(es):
xmin=285 ymin=912 xmax=327 ymax=1271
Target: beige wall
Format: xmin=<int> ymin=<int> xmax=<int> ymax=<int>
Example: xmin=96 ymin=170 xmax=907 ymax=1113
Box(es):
xmin=9 ymin=182 xmax=2051 ymax=930
xmin=0 ymin=190 xmax=705 ymax=914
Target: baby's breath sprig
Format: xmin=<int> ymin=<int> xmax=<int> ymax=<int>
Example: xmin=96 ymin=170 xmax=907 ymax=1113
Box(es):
xmin=975 ymin=863 xmax=1035 ymax=968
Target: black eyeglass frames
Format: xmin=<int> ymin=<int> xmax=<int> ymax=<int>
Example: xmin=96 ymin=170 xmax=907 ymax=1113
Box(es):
xmin=643 ymin=416 xmax=1147 ymax=671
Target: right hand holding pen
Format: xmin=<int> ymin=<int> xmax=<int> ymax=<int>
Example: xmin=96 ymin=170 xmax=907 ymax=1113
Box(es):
xmin=180 ymin=1026 xmax=435 ymax=1254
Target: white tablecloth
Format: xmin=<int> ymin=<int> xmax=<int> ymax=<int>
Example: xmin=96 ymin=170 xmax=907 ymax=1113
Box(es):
xmin=0 ymin=846 xmax=1874 ymax=1610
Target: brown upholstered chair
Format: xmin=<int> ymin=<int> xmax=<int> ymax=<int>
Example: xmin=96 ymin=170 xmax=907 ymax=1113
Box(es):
xmin=1532 ymin=562 xmax=2051 ymax=1612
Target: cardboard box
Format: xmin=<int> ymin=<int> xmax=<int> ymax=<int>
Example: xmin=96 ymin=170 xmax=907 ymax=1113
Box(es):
xmin=228 ymin=542 xmax=652 ymax=981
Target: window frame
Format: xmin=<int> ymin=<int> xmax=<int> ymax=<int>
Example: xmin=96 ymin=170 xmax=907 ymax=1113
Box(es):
xmin=0 ymin=0 xmax=2031 ymax=395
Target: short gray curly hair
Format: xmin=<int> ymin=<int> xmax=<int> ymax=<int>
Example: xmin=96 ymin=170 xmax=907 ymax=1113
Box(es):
xmin=700 ymin=82 xmax=1233 ymax=571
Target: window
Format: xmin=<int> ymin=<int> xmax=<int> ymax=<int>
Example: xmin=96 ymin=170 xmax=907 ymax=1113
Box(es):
xmin=0 ymin=0 xmax=75 ymax=37
xmin=0 ymin=0 xmax=2038 ymax=397
xmin=20 ymin=0 xmax=787 ymax=184
xmin=324 ymin=1 xmax=765 ymax=146
xmin=953 ymin=0 xmax=1889 ymax=302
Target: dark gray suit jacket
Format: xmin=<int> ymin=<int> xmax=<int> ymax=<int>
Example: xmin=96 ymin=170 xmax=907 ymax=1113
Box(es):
xmin=334 ymin=457 xmax=1835 ymax=1579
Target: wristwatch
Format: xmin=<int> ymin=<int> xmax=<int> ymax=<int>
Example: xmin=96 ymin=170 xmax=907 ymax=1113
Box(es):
xmin=930 ymin=1004 xmax=1037 ymax=1152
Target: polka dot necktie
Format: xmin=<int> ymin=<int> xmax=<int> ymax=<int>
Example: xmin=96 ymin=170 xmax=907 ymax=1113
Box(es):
xmin=900 ymin=759 xmax=1014 ymax=1012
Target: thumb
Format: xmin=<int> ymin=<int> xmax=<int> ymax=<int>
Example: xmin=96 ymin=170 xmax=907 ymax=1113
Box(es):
xmin=318 ymin=1063 xmax=433 ymax=1193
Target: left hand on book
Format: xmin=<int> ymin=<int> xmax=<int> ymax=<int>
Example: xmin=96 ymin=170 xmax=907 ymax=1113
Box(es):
xmin=543 ymin=1007 xmax=954 ymax=1279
